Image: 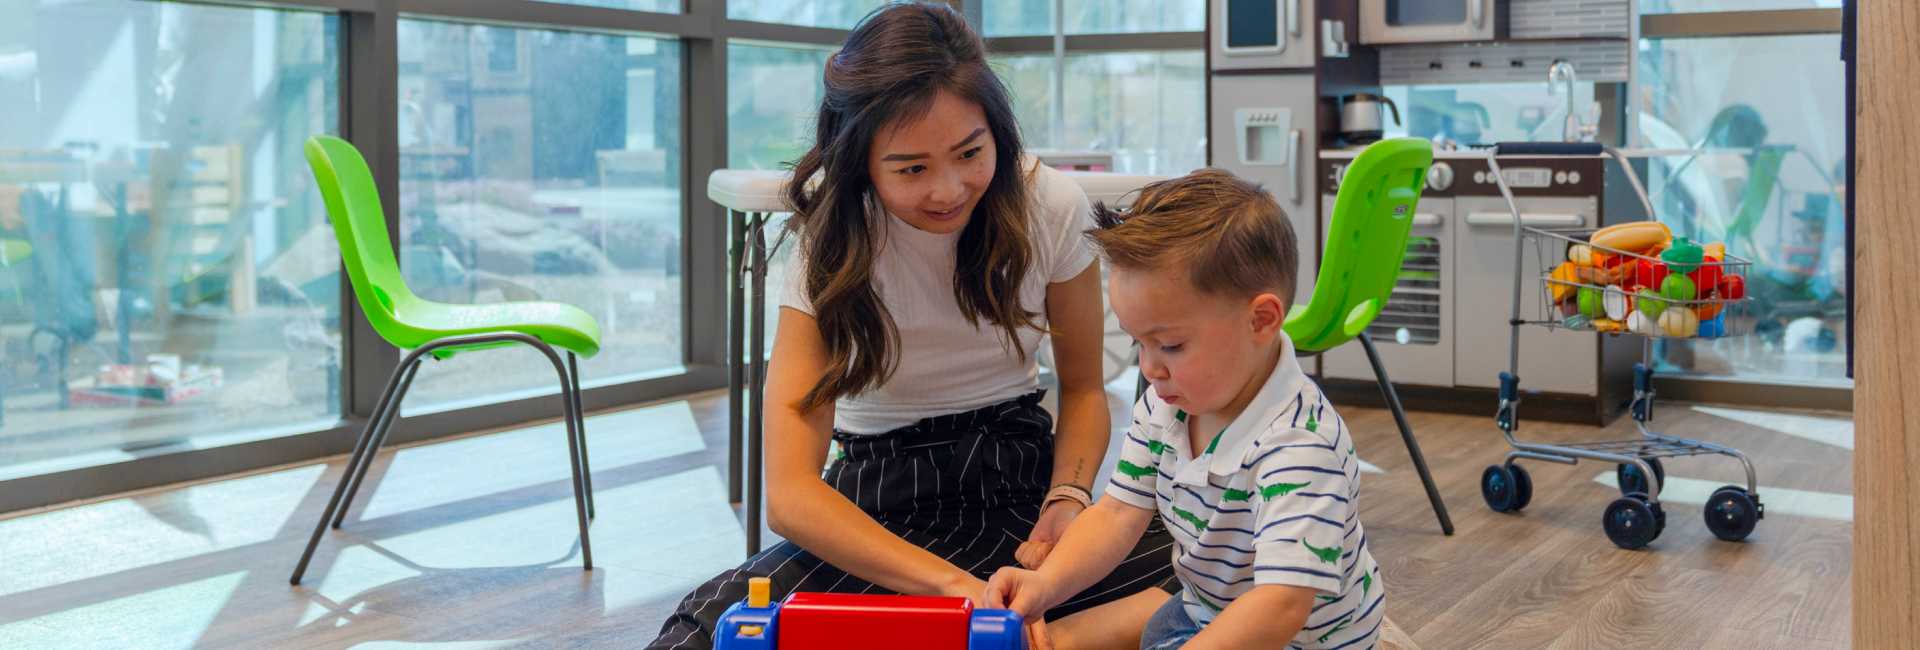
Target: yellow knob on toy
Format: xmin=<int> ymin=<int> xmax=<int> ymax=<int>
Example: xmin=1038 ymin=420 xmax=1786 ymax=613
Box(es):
xmin=748 ymin=577 xmax=771 ymax=608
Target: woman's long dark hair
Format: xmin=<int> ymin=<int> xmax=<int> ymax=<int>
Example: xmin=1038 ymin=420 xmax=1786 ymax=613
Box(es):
xmin=786 ymin=2 xmax=1040 ymax=412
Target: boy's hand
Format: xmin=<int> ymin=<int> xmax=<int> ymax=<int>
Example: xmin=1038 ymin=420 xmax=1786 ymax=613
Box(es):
xmin=1017 ymin=500 xmax=1085 ymax=569
xmin=983 ymin=566 xmax=1056 ymax=622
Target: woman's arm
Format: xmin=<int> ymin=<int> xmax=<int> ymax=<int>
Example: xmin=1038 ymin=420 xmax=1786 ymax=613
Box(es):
xmin=763 ymin=306 xmax=983 ymax=598
xmin=1017 ymin=264 xmax=1111 ymax=568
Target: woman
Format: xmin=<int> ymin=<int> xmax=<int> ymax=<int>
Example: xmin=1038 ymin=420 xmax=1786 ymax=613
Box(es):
xmin=647 ymin=3 xmax=1176 ymax=648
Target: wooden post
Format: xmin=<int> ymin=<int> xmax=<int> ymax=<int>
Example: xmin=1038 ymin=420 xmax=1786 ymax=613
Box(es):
xmin=1853 ymin=1 xmax=1920 ymax=647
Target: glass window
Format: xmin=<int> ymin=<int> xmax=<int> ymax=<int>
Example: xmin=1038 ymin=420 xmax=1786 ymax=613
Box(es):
xmin=996 ymin=51 xmax=1203 ymax=175
xmin=1642 ymin=0 xmax=1840 ymax=13
xmin=728 ymin=43 xmax=832 ymax=170
xmin=1383 ymin=82 xmax=1600 ymax=146
xmin=396 ymin=20 xmax=683 ymax=413
xmin=728 ymin=0 xmax=888 ymax=29
xmin=984 ymin=0 xmax=1205 ymax=36
xmin=0 ymin=1 xmax=339 ymax=479
xmin=544 ymin=0 xmax=680 ymax=12
xmin=990 ymin=54 xmax=1058 ymax=154
xmin=727 ymin=42 xmax=833 ymax=350
xmin=982 ymin=0 xmax=1053 ymax=37
xmin=1065 ymin=0 xmax=1205 ymax=34
xmin=1059 ymin=51 xmax=1207 ymax=175
xmin=1636 ymin=34 xmax=1847 ymax=383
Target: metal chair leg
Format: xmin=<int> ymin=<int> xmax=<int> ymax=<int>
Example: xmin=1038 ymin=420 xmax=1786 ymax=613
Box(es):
xmin=292 ymin=357 xmax=420 ymax=585
xmin=1358 ymin=332 xmax=1455 ymax=536
xmin=569 ymin=352 xmax=593 ymax=520
xmin=746 ymin=215 xmax=768 ymax=557
xmin=332 ymin=359 xmax=423 ymax=529
xmin=542 ymin=345 xmax=593 ymax=571
xmin=727 ymin=210 xmax=746 ymax=506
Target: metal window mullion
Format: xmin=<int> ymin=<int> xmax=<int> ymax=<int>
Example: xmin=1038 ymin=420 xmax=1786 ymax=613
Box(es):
xmin=342 ymin=0 xmax=402 ymax=421
xmin=683 ymin=0 xmax=728 ymax=369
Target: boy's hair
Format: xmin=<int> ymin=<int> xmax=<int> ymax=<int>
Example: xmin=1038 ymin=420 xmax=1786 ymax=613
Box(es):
xmin=1087 ymin=168 xmax=1298 ymax=304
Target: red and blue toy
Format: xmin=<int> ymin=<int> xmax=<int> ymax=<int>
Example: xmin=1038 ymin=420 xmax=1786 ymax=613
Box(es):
xmin=714 ymin=578 xmax=1027 ymax=650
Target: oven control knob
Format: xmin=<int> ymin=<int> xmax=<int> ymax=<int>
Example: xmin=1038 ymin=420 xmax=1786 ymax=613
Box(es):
xmin=1427 ymin=162 xmax=1454 ymax=191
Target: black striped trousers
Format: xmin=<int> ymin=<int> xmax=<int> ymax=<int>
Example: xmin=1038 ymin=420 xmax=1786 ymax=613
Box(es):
xmin=646 ymin=391 xmax=1179 ymax=650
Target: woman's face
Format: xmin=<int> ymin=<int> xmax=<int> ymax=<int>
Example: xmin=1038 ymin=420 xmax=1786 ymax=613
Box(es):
xmin=866 ymin=89 xmax=997 ymax=235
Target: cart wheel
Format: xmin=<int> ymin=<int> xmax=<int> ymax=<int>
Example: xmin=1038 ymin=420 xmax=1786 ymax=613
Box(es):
xmin=1704 ymin=486 xmax=1760 ymax=542
xmin=1510 ymin=463 xmax=1534 ymax=511
xmin=1481 ymin=465 xmax=1521 ymax=513
xmin=1603 ymin=494 xmax=1662 ymax=550
xmin=1616 ymin=458 xmax=1666 ymax=496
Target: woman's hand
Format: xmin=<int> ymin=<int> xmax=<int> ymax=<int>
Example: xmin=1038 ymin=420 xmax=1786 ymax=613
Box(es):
xmin=1017 ymin=499 xmax=1086 ymax=569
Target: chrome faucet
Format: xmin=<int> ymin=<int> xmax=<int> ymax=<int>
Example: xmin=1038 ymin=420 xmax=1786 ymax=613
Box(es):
xmin=1547 ymin=59 xmax=1593 ymax=142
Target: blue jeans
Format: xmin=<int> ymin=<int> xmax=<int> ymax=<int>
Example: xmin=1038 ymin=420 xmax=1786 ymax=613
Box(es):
xmin=1140 ymin=591 xmax=1201 ymax=650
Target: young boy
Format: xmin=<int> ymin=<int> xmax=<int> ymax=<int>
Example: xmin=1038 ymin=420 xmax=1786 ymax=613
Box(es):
xmin=985 ymin=169 xmax=1381 ymax=649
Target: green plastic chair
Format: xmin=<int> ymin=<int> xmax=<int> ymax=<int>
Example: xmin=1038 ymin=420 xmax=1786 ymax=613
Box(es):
xmin=1294 ymin=137 xmax=1451 ymax=535
xmin=291 ymin=135 xmax=604 ymax=585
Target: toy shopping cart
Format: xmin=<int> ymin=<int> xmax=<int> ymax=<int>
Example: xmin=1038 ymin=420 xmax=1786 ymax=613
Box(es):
xmin=1478 ymin=142 xmax=1763 ymax=550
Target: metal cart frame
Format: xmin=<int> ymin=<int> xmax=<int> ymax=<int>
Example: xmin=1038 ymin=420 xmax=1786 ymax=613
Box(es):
xmin=1480 ymin=142 xmax=1764 ymax=549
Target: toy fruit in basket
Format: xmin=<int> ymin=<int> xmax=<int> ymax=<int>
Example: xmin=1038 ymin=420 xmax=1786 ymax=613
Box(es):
xmin=1577 ymin=287 xmax=1606 ymax=319
xmin=1661 ymin=236 xmax=1705 ymax=274
xmin=1633 ymin=258 xmax=1671 ymax=290
xmin=1716 ymin=274 xmax=1746 ymax=300
xmin=1698 ymin=313 xmax=1728 ymax=338
xmin=1661 ymin=274 xmax=1697 ymax=302
xmin=1627 ymin=310 xmax=1656 ymax=336
xmin=1549 ymin=262 xmax=1580 ymax=303
xmin=1593 ymin=318 xmax=1626 ymax=334
xmin=1589 ymin=221 xmax=1672 ymax=253
xmin=1602 ymin=286 xmax=1631 ymax=321
xmin=1634 ymin=288 xmax=1668 ymax=321
xmin=1659 ymin=307 xmax=1700 ymax=338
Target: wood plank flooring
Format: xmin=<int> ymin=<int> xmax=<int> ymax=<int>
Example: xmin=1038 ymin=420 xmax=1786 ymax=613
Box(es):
xmin=0 ymin=384 xmax=1852 ymax=648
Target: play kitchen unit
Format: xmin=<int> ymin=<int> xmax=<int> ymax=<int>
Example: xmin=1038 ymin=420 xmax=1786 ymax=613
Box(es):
xmin=1206 ymin=0 xmax=1640 ymax=424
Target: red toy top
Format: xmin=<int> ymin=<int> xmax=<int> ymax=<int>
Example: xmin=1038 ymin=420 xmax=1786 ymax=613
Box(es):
xmin=777 ymin=593 xmax=974 ymax=650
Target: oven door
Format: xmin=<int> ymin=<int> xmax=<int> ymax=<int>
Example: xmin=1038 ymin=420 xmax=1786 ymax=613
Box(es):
xmin=1360 ymin=0 xmax=1498 ymax=45
xmin=1323 ymin=197 xmax=1455 ymax=387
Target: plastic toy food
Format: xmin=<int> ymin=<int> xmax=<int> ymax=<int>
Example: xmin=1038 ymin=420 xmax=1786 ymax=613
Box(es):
xmin=1634 ymin=288 xmax=1667 ymax=321
xmin=1633 ymin=259 xmax=1670 ymax=290
xmin=1603 ymin=286 xmax=1630 ymax=321
xmin=1659 ymin=308 xmax=1700 ymax=338
xmin=1696 ymin=300 xmax=1723 ymax=321
xmin=1698 ymin=314 xmax=1727 ymax=338
xmin=1594 ymin=318 xmax=1625 ymax=334
xmin=1688 ymin=252 xmax=1724 ymax=291
xmin=1549 ymin=262 xmax=1579 ymax=302
xmin=1578 ymin=287 xmax=1606 ymax=319
xmin=1661 ymin=274 xmax=1697 ymax=302
xmin=1589 ymin=221 xmax=1672 ymax=253
xmin=1661 ymin=236 xmax=1704 ymax=274
xmin=1568 ymin=244 xmax=1601 ymax=267
xmin=715 ymin=578 xmax=1026 ymax=650
xmin=1716 ymin=274 xmax=1746 ymax=300
xmin=1627 ymin=310 xmax=1655 ymax=336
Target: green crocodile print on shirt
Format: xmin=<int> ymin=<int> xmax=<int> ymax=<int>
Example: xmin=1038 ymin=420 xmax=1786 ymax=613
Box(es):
xmin=1317 ymin=618 xmax=1353 ymax=644
xmin=1302 ymin=539 xmax=1342 ymax=565
xmin=1221 ymin=487 xmax=1256 ymax=502
xmin=1147 ymin=440 xmax=1174 ymax=456
xmin=1116 ymin=460 xmax=1157 ymax=480
xmin=1261 ymin=481 xmax=1312 ymax=500
xmin=1171 ymin=505 xmax=1209 ymax=532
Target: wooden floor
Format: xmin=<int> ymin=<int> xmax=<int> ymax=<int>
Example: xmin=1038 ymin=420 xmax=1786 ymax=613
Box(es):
xmin=0 ymin=383 xmax=1852 ymax=648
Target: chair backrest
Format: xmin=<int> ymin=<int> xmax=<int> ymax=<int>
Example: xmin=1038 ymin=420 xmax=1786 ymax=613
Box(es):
xmin=304 ymin=135 xmax=415 ymax=344
xmin=1284 ymin=137 xmax=1433 ymax=353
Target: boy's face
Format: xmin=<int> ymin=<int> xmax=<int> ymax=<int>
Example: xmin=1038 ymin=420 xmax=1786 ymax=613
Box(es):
xmin=1111 ymin=265 xmax=1289 ymax=418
